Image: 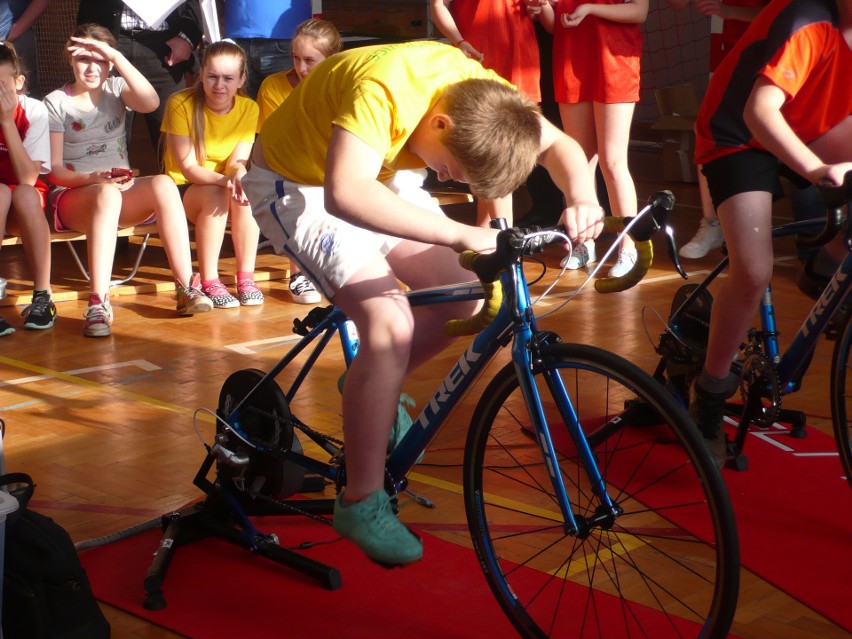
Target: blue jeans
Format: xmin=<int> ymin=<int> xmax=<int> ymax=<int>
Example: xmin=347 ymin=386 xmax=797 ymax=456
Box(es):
xmin=233 ymin=38 xmax=292 ymax=99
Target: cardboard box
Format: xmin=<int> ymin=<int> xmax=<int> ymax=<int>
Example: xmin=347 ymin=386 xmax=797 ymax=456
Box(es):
xmin=321 ymin=0 xmax=431 ymax=39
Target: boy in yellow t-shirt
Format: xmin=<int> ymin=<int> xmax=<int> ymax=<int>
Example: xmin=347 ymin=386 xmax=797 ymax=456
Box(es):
xmin=242 ymin=40 xmax=603 ymax=567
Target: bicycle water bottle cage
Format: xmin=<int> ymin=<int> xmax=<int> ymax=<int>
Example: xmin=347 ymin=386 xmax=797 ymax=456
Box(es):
xmin=293 ymin=305 xmax=334 ymax=336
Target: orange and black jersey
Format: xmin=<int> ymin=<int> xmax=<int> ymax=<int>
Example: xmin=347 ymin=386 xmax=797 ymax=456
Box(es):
xmin=695 ymin=0 xmax=852 ymax=165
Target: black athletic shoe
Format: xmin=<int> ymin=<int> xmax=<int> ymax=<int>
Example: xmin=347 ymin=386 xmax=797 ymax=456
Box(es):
xmin=21 ymin=292 xmax=57 ymax=330
xmin=0 ymin=315 xmax=14 ymax=336
xmin=689 ymin=380 xmax=730 ymax=469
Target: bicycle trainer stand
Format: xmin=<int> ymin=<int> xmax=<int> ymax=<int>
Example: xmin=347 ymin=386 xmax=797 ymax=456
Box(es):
xmin=142 ymin=435 xmax=341 ymax=611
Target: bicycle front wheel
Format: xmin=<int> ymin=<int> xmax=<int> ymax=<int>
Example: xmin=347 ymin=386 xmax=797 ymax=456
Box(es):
xmin=830 ymin=314 xmax=852 ymax=490
xmin=464 ymin=343 xmax=739 ymax=639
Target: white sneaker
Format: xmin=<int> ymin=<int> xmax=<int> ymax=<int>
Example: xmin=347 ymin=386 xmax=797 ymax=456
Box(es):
xmin=560 ymin=240 xmax=597 ymax=270
xmin=608 ymin=247 xmax=638 ymax=278
xmin=289 ymin=273 xmax=321 ymax=305
xmin=679 ymin=218 xmax=723 ymax=259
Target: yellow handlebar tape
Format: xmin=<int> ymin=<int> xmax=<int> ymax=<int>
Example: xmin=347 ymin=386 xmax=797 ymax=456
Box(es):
xmin=443 ymin=219 xmax=652 ymax=336
xmin=444 ymin=250 xmax=504 ymax=336
xmin=594 ymin=218 xmax=653 ymax=294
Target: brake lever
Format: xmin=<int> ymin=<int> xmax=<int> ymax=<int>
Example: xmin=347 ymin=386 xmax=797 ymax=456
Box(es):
xmin=640 ymin=191 xmax=688 ymax=280
xmin=665 ymin=224 xmax=688 ymax=280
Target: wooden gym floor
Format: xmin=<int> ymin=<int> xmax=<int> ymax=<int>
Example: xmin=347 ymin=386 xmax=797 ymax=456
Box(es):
xmin=1 ymin=142 xmax=849 ymax=638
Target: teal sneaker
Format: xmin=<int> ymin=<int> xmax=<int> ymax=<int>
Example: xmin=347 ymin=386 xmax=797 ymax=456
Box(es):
xmin=388 ymin=394 xmax=415 ymax=453
xmin=337 ymin=372 xmax=423 ymax=462
xmin=388 ymin=394 xmax=424 ymax=463
xmin=333 ymin=489 xmax=423 ymax=566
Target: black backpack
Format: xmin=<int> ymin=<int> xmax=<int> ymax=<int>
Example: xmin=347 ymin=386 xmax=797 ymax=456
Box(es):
xmin=1 ymin=473 xmax=111 ymax=639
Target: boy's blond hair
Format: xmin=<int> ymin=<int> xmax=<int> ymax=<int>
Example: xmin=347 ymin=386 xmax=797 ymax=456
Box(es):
xmin=441 ymin=79 xmax=541 ymax=200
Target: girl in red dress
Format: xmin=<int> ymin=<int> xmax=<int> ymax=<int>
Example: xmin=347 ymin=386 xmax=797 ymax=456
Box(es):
xmin=552 ymin=0 xmax=648 ymax=276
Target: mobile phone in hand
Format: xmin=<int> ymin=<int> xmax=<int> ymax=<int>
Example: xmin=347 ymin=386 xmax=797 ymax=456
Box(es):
xmin=109 ymin=167 xmax=133 ymax=179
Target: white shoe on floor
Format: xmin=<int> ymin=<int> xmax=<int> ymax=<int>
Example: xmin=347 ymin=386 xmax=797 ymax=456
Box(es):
xmin=608 ymin=247 xmax=638 ymax=278
xmin=289 ymin=274 xmax=322 ymax=305
xmin=679 ymin=218 xmax=723 ymax=259
xmin=560 ymin=240 xmax=597 ymax=270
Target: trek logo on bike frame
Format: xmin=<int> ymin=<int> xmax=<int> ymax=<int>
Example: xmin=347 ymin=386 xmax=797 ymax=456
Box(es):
xmin=414 ymin=342 xmax=483 ymax=429
xmin=803 ymin=271 xmax=847 ymax=338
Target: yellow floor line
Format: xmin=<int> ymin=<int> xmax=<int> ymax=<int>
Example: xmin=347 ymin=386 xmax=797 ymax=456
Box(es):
xmin=409 ymin=471 xmax=561 ymax=521
xmin=410 ymin=471 xmax=647 ymax=577
xmin=0 ymin=354 xmax=214 ymax=422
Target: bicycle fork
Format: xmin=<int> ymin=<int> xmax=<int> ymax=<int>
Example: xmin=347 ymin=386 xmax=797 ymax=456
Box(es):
xmin=513 ymin=338 xmax=620 ymax=538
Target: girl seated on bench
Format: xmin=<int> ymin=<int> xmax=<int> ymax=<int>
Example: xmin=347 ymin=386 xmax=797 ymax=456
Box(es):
xmin=162 ymin=39 xmax=262 ymax=309
xmin=0 ymin=40 xmax=54 ymax=335
xmin=43 ymin=23 xmax=211 ymax=338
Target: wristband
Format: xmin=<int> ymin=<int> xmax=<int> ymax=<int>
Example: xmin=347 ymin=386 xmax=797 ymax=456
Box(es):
xmin=456 ymin=39 xmax=467 ymax=47
xmin=177 ymin=31 xmax=193 ymax=47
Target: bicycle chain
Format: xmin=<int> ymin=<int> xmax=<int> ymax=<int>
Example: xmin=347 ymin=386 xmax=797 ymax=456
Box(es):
xmin=739 ymin=349 xmax=781 ymax=428
xmin=240 ymin=403 xmax=345 ymax=450
xmin=223 ymin=404 xmax=343 ymax=526
xmin=253 ymin=491 xmax=334 ymax=526
xmin=231 ymin=405 xmax=401 ymax=517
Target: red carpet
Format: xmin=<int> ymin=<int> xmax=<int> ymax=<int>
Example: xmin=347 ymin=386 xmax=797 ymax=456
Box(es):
xmin=82 ymin=512 xmax=718 ymax=638
xmin=720 ymin=420 xmax=852 ymax=632
xmin=532 ymin=416 xmax=852 ymax=634
xmin=80 ymin=423 xmax=851 ymax=637
xmin=80 ymin=519 xmax=518 ymax=639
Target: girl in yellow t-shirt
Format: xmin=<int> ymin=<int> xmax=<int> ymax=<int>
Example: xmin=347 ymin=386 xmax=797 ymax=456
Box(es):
xmin=256 ymin=19 xmax=342 ymax=131
xmin=256 ymin=19 xmax=341 ymax=305
xmin=162 ymin=39 xmax=261 ymax=308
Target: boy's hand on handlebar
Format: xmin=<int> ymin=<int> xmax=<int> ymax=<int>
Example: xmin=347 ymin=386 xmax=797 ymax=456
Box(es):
xmin=452 ymin=225 xmax=500 ymax=254
xmin=559 ymin=201 xmax=605 ymax=245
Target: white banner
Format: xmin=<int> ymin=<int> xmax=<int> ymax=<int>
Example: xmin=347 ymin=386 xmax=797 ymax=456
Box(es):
xmin=122 ymin=0 xmax=184 ymax=31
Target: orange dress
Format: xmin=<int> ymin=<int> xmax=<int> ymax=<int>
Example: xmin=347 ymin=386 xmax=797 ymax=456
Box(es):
xmin=552 ymin=0 xmax=642 ymax=104
xmin=450 ymin=0 xmax=541 ymax=102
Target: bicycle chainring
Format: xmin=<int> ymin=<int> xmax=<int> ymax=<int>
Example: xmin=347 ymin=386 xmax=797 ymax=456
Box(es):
xmin=217 ymin=368 xmax=306 ymax=500
xmin=739 ymin=351 xmax=781 ymax=428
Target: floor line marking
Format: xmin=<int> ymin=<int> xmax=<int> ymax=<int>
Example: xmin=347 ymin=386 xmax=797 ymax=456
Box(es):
xmin=225 ymin=335 xmax=303 ymax=355
xmin=0 ymin=359 xmax=161 ymax=387
xmin=0 ymin=354 xmax=213 ymax=422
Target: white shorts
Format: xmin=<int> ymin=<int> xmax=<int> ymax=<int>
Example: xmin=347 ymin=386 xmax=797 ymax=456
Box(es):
xmin=243 ymin=165 xmax=441 ymax=299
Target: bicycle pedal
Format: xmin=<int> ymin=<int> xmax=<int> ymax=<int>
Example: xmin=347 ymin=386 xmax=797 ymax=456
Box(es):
xmin=300 ymin=474 xmax=327 ymax=493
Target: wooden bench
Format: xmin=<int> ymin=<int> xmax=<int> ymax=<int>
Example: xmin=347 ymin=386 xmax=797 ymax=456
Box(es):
xmin=0 ymin=190 xmax=472 ymax=305
xmin=1 ymin=223 xmax=160 ymax=288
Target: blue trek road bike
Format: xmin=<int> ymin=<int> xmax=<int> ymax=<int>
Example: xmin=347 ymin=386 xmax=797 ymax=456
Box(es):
xmin=653 ymin=173 xmax=852 ymax=480
xmin=145 ymin=192 xmax=739 ymax=639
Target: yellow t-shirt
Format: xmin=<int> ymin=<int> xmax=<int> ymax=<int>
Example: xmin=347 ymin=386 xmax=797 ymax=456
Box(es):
xmin=161 ymin=90 xmax=259 ymax=185
xmin=256 ymin=69 xmax=297 ymax=131
xmin=258 ymin=41 xmax=506 ymax=185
